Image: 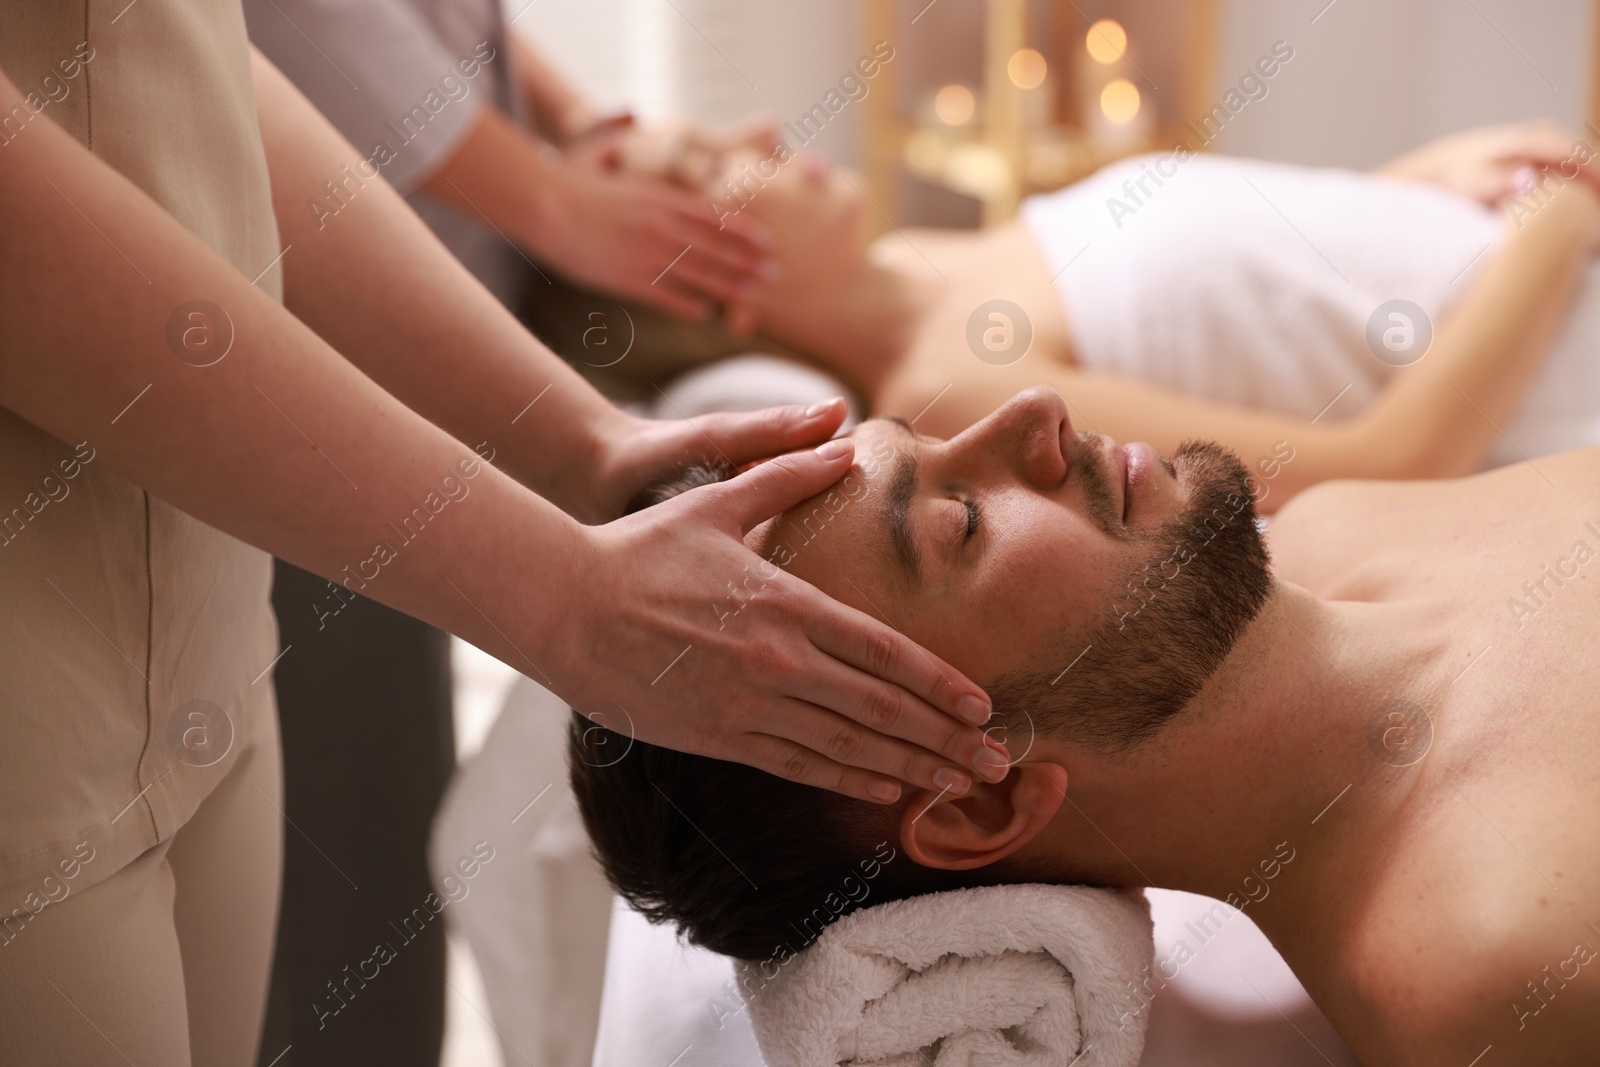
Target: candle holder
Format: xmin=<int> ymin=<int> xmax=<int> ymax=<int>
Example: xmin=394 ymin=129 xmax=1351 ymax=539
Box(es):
xmin=862 ymin=0 xmax=1219 ymax=226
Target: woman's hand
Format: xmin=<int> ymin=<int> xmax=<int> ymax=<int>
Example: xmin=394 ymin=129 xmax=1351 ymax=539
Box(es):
xmin=543 ymin=436 xmax=1005 ymax=805
xmin=1378 ymin=121 xmax=1596 ymax=205
xmin=419 ymin=105 xmax=775 ymax=329
xmin=1505 ymin=160 xmax=1600 ymax=253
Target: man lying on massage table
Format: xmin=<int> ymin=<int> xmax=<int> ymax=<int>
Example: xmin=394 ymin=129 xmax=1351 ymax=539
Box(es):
xmin=571 ymin=387 xmax=1600 ymax=1067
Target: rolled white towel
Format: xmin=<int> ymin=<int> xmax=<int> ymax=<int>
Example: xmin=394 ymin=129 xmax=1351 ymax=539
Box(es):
xmin=740 ymin=884 xmax=1153 ymax=1067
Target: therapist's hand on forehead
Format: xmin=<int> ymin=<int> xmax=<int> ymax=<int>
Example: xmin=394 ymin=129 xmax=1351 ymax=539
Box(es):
xmin=0 ymin=53 xmax=997 ymax=805
xmin=557 ymin=406 xmax=1000 ymax=804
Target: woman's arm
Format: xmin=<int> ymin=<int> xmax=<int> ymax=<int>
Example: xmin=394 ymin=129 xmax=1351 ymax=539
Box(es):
xmin=0 ymin=53 xmax=590 ymax=678
xmin=887 ymin=179 xmax=1599 ymax=511
xmin=1373 ymin=121 xmax=1584 ymax=205
xmin=1353 ymin=177 xmax=1598 ymax=482
xmin=0 ymin=58 xmax=998 ymax=804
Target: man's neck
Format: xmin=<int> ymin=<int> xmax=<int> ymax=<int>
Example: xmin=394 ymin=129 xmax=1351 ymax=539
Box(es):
xmin=1028 ymin=581 xmax=1456 ymax=928
xmin=758 ymin=255 xmax=934 ymax=399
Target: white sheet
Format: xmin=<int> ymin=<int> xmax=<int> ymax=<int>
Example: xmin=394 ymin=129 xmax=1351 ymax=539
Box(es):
xmin=593 ymin=900 xmax=767 ymax=1067
xmin=430 ymin=677 xmax=613 ymax=1067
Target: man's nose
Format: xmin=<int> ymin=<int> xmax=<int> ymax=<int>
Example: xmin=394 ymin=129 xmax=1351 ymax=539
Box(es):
xmin=953 ymin=386 xmax=1070 ymax=489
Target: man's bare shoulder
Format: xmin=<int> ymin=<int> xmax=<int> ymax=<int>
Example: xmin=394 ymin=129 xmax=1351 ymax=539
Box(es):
xmin=1267 ymin=446 xmax=1600 ymax=595
xmin=1265 ymin=476 xmax=1423 ymax=597
xmin=1337 ymin=866 xmax=1600 ymax=1066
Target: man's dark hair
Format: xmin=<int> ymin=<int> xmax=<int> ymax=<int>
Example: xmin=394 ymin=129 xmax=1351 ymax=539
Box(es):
xmin=622 ymin=461 xmax=733 ymax=513
xmin=569 ymin=440 xmax=1271 ymax=962
xmin=568 ymin=715 xmax=1021 ymax=962
xmin=577 ymin=459 xmax=1007 ymax=961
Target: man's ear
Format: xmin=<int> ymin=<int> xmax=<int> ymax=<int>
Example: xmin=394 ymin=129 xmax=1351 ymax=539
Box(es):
xmin=898 ymin=762 xmax=1068 ymax=870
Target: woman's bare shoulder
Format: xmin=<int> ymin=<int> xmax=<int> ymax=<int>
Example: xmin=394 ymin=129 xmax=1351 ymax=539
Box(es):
xmin=869 ymin=221 xmax=1052 ymax=286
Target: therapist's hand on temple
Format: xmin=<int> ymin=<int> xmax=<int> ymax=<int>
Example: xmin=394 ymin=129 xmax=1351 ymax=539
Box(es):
xmin=570 ymin=114 xmax=783 ymax=189
xmin=566 ymin=115 xmax=782 ymax=335
xmin=7 ymin=48 xmax=984 ymax=809
xmin=547 ymin=425 xmax=1004 ymax=805
xmin=419 ymin=106 xmax=773 ymax=332
xmin=534 ymin=158 xmax=775 ymax=324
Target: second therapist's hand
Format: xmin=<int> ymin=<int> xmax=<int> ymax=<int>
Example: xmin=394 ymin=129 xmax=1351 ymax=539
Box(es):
xmin=544 ymin=437 xmax=1007 ymax=805
xmin=532 ymin=158 xmax=774 ymax=324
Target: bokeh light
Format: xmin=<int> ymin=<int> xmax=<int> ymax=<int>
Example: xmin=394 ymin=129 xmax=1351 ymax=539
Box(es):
xmin=934 ymin=83 xmax=976 ymax=125
xmin=1007 ymin=48 xmax=1048 ymax=90
xmin=1099 ymin=78 xmax=1140 ymax=123
xmin=1085 ymin=19 xmax=1128 ymax=64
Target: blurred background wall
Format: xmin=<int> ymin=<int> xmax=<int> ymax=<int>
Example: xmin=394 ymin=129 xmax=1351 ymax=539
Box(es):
xmin=1215 ymin=0 xmax=1590 ymax=166
xmin=513 ymin=0 xmax=1591 ymax=175
xmin=508 ymin=0 xmax=866 ymax=156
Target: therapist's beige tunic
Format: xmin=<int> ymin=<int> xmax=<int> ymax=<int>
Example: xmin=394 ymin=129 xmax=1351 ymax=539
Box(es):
xmin=0 ymin=0 xmax=281 ymax=913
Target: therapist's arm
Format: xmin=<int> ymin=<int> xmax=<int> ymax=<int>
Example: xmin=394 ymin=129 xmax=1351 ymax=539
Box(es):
xmin=0 ymin=58 xmax=999 ymax=805
xmin=245 ymin=0 xmax=769 ymax=323
xmin=506 ymin=31 xmax=598 ymax=145
xmin=416 ymin=104 xmax=772 ymax=324
xmin=254 ymin=49 xmax=756 ymax=522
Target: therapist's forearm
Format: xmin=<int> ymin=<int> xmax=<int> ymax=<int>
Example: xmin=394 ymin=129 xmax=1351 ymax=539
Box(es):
xmin=0 ymin=63 xmax=584 ymax=676
xmin=409 ymin=103 xmax=570 ymax=272
xmin=508 ymin=32 xmax=597 ymax=145
xmin=251 ymin=49 xmax=624 ymax=520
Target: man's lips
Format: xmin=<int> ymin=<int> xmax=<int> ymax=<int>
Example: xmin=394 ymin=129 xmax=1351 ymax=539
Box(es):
xmin=1099 ymin=435 xmax=1154 ymax=524
xmin=1114 ymin=440 xmax=1129 ymax=522
xmin=1124 ymin=441 xmax=1155 ymax=521
xmin=1084 ymin=432 xmax=1130 ymax=521
xmin=1070 ymin=430 xmax=1158 ymax=527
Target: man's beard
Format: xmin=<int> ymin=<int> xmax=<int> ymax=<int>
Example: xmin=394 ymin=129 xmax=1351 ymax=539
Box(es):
xmin=997 ymin=438 xmax=1274 ymax=751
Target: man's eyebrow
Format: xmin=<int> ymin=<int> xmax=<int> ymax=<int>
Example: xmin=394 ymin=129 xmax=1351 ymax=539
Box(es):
xmin=875 ymin=419 xmax=921 ymax=583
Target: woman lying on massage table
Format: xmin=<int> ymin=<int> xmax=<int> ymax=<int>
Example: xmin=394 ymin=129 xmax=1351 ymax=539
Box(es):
xmin=597 ymin=122 xmax=1600 ymax=511
xmin=571 ymin=387 xmax=1600 ymax=1066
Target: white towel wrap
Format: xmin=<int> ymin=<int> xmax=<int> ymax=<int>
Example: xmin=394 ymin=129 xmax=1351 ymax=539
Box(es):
xmin=1022 ymin=153 xmax=1600 ymax=469
xmin=741 ymin=884 xmax=1154 ymax=1067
